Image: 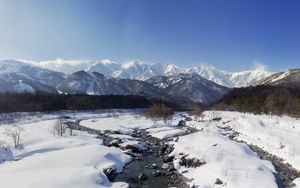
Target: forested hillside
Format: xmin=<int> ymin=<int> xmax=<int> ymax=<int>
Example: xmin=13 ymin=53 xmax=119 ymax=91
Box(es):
xmin=214 ymin=85 xmax=300 ymax=116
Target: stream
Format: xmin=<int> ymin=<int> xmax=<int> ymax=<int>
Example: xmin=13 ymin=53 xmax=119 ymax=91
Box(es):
xmin=68 ymin=119 xmax=197 ymax=188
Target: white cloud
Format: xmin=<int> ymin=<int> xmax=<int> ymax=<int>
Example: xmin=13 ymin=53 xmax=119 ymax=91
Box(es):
xmin=37 ymin=59 xmax=95 ymax=74
xmin=252 ymin=60 xmax=269 ymax=71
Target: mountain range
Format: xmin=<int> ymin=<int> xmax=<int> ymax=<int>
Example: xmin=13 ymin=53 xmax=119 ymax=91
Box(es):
xmin=36 ymin=59 xmax=272 ymax=88
xmin=0 ymin=59 xmax=291 ymax=104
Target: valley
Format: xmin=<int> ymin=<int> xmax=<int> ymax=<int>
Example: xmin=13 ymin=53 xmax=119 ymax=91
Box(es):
xmin=0 ymin=110 xmax=299 ymax=188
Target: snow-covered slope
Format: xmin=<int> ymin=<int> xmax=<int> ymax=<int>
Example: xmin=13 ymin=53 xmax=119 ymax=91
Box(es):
xmin=256 ymin=68 xmax=300 ymax=88
xmin=57 ymin=70 xmax=169 ymax=99
xmin=0 ymin=59 xmax=65 ymax=93
xmin=146 ymin=73 xmax=230 ymax=104
xmin=86 ymin=60 xmax=181 ymax=81
xmin=175 ymin=110 xmax=300 ymax=187
xmin=187 ymin=65 xmax=272 ymax=87
xmin=195 ymin=111 xmax=300 ymax=171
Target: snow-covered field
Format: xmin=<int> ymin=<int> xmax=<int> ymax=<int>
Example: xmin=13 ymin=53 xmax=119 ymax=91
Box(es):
xmin=0 ymin=116 xmax=130 ymax=188
xmin=199 ymin=111 xmax=300 ymax=170
xmin=171 ymin=121 xmax=277 ymax=188
xmin=174 ymin=111 xmax=300 ymax=187
xmin=0 ymin=110 xmax=299 ymax=188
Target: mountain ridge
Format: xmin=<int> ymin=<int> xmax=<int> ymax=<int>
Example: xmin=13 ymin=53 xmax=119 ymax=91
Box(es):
xmin=33 ymin=59 xmax=272 ymax=88
xmin=0 ymin=59 xmax=230 ymax=103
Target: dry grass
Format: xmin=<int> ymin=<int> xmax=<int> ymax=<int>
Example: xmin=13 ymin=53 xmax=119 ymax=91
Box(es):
xmin=188 ymin=106 xmax=204 ymax=118
xmin=143 ymin=104 xmax=174 ymax=123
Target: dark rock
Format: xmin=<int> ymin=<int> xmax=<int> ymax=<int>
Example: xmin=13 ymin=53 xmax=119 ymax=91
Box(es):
xmin=161 ymin=145 xmax=168 ymax=154
xmin=181 ymin=170 xmax=188 ymax=174
xmin=215 ymin=178 xmax=223 ymax=185
xmin=180 ymin=157 xmax=205 ymax=168
xmin=212 ymin=117 xmax=222 ymax=121
xmin=103 ymin=168 xmax=117 ymax=181
xmin=177 ymin=120 xmax=186 ymax=127
xmin=112 ymin=130 xmax=121 ymax=134
xmin=138 ymin=173 xmax=147 ymax=181
xmin=163 ymin=155 xmax=174 ymax=163
xmin=125 ymin=145 xmax=140 ymax=153
xmin=108 ymin=140 xmax=120 ymax=147
xmin=152 ymin=170 xmax=162 ymax=177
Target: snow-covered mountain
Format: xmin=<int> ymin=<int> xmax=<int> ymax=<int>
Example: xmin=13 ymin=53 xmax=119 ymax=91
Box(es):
xmin=186 ymin=65 xmax=272 ymax=87
xmin=0 ymin=59 xmax=64 ymax=93
xmin=0 ymin=59 xmax=275 ymax=103
xmin=86 ymin=60 xmax=181 ymax=81
xmin=57 ymin=70 xmax=169 ymax=99
xmin=146 ymin=73 xmax=230 ymax=104
xmin=85 ymin=60 xmax=271 ymax=87
xmin=33 ymin=59 xmax=272 ymax=88
xmin=255 ymin=68 xmax=300 ymax=88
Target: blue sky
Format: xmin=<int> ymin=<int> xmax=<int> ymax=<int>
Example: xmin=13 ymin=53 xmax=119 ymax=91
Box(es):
xmin=0 ymin=0 xmax=299 ymax=71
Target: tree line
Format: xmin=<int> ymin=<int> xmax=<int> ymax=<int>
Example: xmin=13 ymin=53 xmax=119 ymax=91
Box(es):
xmin=0 ymin=92 xmax=170 ymax=113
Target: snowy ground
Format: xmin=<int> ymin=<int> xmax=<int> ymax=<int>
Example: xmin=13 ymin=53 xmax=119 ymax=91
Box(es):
xmin=0 ymin=110 xmax=299 ymax=188
xmin=170 ymin=122 xmax=277 ymax=188
xmin=0 ymin=111 xmax=187 ymax=188
xmin=174 ymin=111 xmax=300 ymax=188
xmin=81 ymin=112 xmax=187 ymax=139
xmin=204 ymin=111 xmax=300 ymax=170
xmin=0 ymin=117 xmax=130 ymax=188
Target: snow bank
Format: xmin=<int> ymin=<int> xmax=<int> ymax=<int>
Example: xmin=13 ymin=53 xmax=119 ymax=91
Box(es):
xmin=294 ymin=178 xmax=300 ymax=188
xmin=170 ymin=127 xmax=277 ymax=188
xmin=81 ymin=112 xmax=184 ymax=137
xmin=146 ymin=126 xmax=186 ymax=139
xmin=0 ymin=119 xmax=131 ymax=188
xmin=201 ymin=111 xmax=300 ymax=170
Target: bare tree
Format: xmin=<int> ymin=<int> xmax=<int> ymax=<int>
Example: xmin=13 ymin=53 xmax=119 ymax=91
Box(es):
xmin=52 ymin=116 xmax=68 ymax=136
xmin=5 ymin=126 xmax=24 ymax=148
